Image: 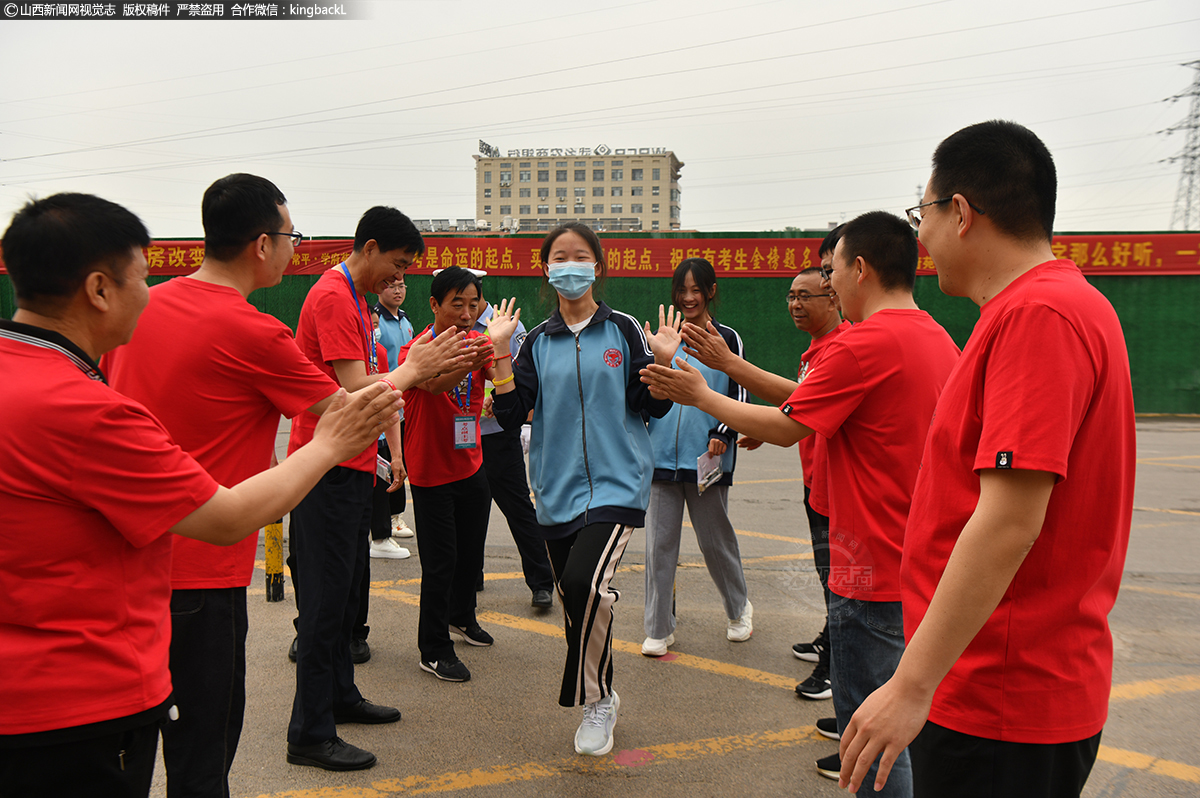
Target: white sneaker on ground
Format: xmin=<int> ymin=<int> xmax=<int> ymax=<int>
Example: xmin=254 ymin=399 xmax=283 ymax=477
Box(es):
xmin=369 ymin=537 xmax=410 ymax=560
xmin=727 ymin=600 xmax=753 ymax=641
xmin=641 ymin=634 xmax=675 ymax=657
xmin=391 ymin=515 xmax=414 ymax=538
xmin=574 ymin=691 xmax=620 ymax=756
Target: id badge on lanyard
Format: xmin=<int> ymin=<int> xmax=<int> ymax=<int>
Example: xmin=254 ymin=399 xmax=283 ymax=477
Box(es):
xmin=453 ymin=372 xmax=476 ymax=449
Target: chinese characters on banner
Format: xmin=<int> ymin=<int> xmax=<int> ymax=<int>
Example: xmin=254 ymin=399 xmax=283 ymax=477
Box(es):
xmin=3 ymin=234 xmax=1198 ymax=277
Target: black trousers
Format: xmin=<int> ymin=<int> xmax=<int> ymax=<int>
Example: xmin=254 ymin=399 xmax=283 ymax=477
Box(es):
xmin=0 ymin=718 xmax=161 ymax=798
xmin=482 ymin=427 xmax=554 ymax=592
xmin=803 ymin=484 xmax=831 ymax=609
xmin=910 ymin=720 xmax=1102 ymax=798
xmin=162 ymin=587 xmax=247 ymax=798
xmin=354 ymin=436 xmax=409 ymax=641
xmin=409 ymin=467 xmax=491 ymax=661
xmin=286 ymin=466 xmax=371 ymax=746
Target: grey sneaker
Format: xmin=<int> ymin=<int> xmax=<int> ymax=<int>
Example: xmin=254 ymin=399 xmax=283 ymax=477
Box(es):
xmin=574 ymin=690 xmax=620 ymax=756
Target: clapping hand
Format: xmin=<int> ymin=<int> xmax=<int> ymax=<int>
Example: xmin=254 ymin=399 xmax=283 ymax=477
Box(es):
xmin=643 ymin=304 xmax=683 ymax=366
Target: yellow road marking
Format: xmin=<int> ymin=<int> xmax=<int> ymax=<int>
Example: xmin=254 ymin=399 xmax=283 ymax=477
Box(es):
xmin=1122 ymin=584 xmax=1200 ymax=601
xmin=1098 ymin=745 xmax=1200 ymax=784
xmin=682 ymin=520 xmax=811 ymax=545
xmin=1134 ymin=506 xmax=1200 ymax=517
xmin=732 ymin=477 xmax=803 ymax=485
xmin=1111 ymin=674 xmax=1200 ymax=702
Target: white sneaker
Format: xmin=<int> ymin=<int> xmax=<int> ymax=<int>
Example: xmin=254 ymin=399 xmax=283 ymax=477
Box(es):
xmin=574 ymin=691 xmax=620 ymax=756
xmin=641 ymin=634 xmax=675 ymax=657
xmin=727 ymin=600 xmax=753 ymax=641
xmin=370 ymin=537 xmax=411 ymax=560
xmin=391 ymin=515 xmax=414 ymax=538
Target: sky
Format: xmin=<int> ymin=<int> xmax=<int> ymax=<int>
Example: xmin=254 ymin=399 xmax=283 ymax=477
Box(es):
xmin=1 ymin=0 xmax=1199 ymax=238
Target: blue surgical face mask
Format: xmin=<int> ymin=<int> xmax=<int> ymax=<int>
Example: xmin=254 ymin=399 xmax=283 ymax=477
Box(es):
xmin=547 ymin=262 xmax=596 ymax=301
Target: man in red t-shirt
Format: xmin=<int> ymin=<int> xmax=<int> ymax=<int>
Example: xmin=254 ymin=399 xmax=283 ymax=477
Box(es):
xmin=401 ymin=267 xmax=497 ymax=683
xmin=643 ymin=211 xmax=959 ymax=797
xmin=0 ymin=192 xmax=397 ymax=798
xmin=285 ymin=208 xmax=488 ymax=772
xmin=838 ymin=122 xmax=1136 ymax=798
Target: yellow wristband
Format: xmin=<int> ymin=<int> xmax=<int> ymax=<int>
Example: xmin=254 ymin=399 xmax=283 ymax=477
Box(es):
xmin=493 ymin=373 xmax=515 ymax=387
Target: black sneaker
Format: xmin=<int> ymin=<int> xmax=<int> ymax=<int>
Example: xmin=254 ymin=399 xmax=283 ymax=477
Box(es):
xmin=792 ymin=622 xmax=829 ymax=662
xmin=796 ymin=662 xmax=832 ymax=700
xmin=816 ymin=716 xmax=840 ymax=740
xmin=816 ymin=752 xmax=841 ymax=780
xmin=350 ymin=637 xmax=371 ymax=664
xmin=449 ymin=622 xmax=494 ymax=647
xmin=419 ymin=657 xmax=471 ymax=682
xmin=288 ymin=636 xmax=298 ymax=663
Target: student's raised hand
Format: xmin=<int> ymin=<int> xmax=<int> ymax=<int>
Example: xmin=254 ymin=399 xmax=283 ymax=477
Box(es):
xmin=486 ymin=297 xmax=521 ymax=354
xmin=644 ymin=304 xmax=682 ymax=366
xmin=312 ymin=384 xmax=402 ymax=463
xmin=682 ymin=320 xmax=733 ymax=370
xmin=640 ymin=357 xmax=707 ymax=406
xmin=402 ymin=326 xmax=467 ymax=384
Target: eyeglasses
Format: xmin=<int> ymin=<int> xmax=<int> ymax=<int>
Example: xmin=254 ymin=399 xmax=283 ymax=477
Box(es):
xmin=264 ymin=230 xmax=303 ymax=247
xmin=817 ymin=265 xmax=832 ymax=281
xmin=905 ymin=197 xmax=985 ymax=231
xmin=786 ymin=292 xmax=832 ymax=304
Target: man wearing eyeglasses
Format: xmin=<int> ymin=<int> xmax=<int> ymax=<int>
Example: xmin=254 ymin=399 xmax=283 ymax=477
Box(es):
xmin=838 ymin=122 xmax=1135 ymax=798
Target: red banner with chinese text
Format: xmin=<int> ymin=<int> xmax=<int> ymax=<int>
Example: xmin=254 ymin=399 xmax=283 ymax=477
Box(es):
xmin=2 ymin=234 xmax=1198 ymax=277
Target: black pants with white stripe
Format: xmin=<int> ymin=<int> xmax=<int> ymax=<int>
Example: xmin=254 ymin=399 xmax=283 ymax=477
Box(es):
xmin=545 ymin=522 xmax=633 ymax=707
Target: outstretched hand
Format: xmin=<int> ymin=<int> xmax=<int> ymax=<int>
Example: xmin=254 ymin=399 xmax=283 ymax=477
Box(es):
xmin=643 ymin=304 xmax=683 ymax=366
xmin=402 ymin=326 xmax=467 ymax=384
xmin=486 ymin=297 xmax=522 ymax=354
xmin=682 ymin=320 xmax=733 ymax=369
xmin=639 ymin=357 xmax=708 ymax=406
xmin=312 ymin=384 xmax=402 ymax=463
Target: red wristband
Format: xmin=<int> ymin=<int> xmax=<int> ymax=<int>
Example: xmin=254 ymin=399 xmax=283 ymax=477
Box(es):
xmin=378 ymin=378 xmax=398 ymax=392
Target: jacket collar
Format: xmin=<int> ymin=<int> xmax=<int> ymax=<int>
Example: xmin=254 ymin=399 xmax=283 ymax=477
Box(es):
xmin=544 ymin=301 xmax=613 ymax=335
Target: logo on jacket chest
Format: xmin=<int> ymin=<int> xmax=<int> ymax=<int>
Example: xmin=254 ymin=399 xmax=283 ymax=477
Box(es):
xmin=603 ymin=348 xmax=623 ymax=368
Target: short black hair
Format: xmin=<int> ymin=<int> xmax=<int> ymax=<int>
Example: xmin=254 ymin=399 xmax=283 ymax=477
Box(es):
xmin=672 ymin=257 xmax=718 ymax=314
xmin=353 ymin=206 xmax=425 ymax=257
xmin=202 ymin=173 xmax=287 ymax=262
xmin=430 ymin=266 xmax=482 ymax=305
xmin=839 ymin=211 xmax=918 ymax=292
xmin=818 ymin=223 xmax=846 ymax=258
xmin=930 ymin=120 xmax=1057 ymax=242
xmin=2 ymin=192 xmax=150 ymax=306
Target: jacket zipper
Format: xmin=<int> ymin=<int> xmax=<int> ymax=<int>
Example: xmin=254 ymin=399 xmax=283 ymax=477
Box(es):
xmin=575 ymin=331 xmax=594 ymax=521
xmin=673 ymin=353 xmax=684 ymax=472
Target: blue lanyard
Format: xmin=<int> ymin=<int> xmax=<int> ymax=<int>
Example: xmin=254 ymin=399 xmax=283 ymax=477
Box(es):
xmin=338 ymin=263 xmax=377 ymax=374
xmin=453 ymin=372 xmax=473 ymax=412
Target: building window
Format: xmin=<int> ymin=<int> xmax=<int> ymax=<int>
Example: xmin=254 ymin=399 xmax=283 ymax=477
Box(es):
xmin=611 ymin=204 xmax=623 ymax=213
xmin=499 ymin=170 xmax=512 ymax=182
xmin=519 ymin=162 xmax=530 ymax=167
xmin=556 ymin=161 xmax=567 ymax=167
xmin=574 ymin=187 xmax=586 ymax=197
xmin=611 ymin=187 xmax=623 ymax=197
xmin=500 ymin=205 xmax=511 ymax=215
xmin=575 ymin=160 xmax=586 ymax=166
xmin=500 ymin=162 xmax=511 ymax=168
xmin=519 ymin=170 xmax=531 ymax=182
xmin=500 ymin=188 xmax=511 ymax=198
xmin=631 ymin=168 xmax=643 ymax=181
xmin=631 ymin=203 xmax=643 ymax=213
xmin=671 ymin=206 xmax=681 ymax=219
xmin=556 ymin=204 xmax=567 ymax=214
xmin=593 ymin=160 xmax=605 ymax=166
xmin=519 ymin=205 xmax=531 ymax=214
xmin=652 ymin=220 xmax=660 ymax=230
xmin=652 ymin=168 xmax=661 ymax=180
xmin=556 ymin=187 xmax=567 ymax=198
xmin=538 ymin=170 xmax=549 ymax=182
xmin=575 ymin=203 xmax=586 ymax=213
xmin=652 ymin=203 xmax=660 ymax=213
xmin=484 ymin=205 xmax=492 ymax=214
xmin=611 ymin=169 xmax=623 ymax=181
xmin=483 ymin=188 xmax=492 ymax=198
xmin=556 ymin=170 xmax=567 ymax=182
xmin=593 ymin=169 xmax=604 ymax=181
xmin=538 ymin=161 xmax=549 ymax=167
xmin=631 ymin=186 xmax=643 ymax=196
xmin=612 ymin=160 xmax=623 ymax=166
xmin=519 ymin=188 xmax=531 ymax=198
xmin=574 ymin=169 xmax=586 ymax=181
xmin=484 ymin=171 xmax=492 ymax=183
xmin=592 ymin=187 xmax=604 ymax=197
xmin=592 ymin=204 xmax=604 ymax=214
xmin=538 ymin=188 xmax=549 ymax=200
xmin=652 ymin=185 xmax=660 ymax=196
xmin=538 ymin=204 xmax=549 ymax=214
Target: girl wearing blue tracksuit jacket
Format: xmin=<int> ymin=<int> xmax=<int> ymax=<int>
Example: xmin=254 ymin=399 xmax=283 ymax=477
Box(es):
xmin=489 ymin=223 xmax=679 ymax=758
xmin=641 ymin=259 xmax=752 ymax=659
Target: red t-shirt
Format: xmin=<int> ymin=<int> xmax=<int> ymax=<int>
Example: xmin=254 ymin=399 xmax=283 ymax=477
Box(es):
xmin=400 ymin=326 xmax=490 ymax=487
xmin=0 ymin=328 xmax=219 ymax=734
xmin=901 ymin=260 xmax=1136 ymax=744
xmin=797 ymin=320 xmax=850 ymax=490
xmin=105 ymin=278 xmax=338 ymax=589
xmin=288 ymin=266 xmax=379 ymax=472
xmin=780 ymin=310 xmax=958 ymax=602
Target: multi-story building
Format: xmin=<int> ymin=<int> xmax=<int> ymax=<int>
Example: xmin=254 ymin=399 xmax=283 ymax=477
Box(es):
xmin=473 ymin=145 xmax=683 ymax=232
